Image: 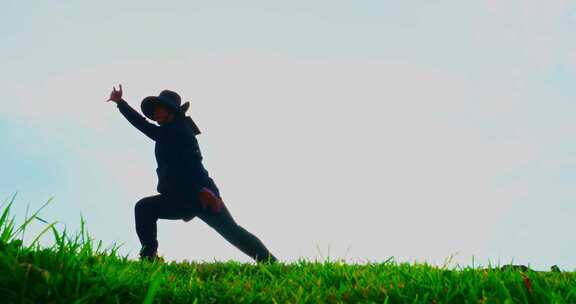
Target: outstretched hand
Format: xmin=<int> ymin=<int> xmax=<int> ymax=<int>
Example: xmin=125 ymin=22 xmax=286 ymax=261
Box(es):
xmin=106 ymin=84 xmax=123 ymax=103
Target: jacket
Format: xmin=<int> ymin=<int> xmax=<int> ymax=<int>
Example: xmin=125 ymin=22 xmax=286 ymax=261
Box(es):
xmin=116 ymin=99 xmax=212 ymax=197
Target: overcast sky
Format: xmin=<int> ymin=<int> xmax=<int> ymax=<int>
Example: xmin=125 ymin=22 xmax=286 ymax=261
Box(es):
xmin=1 ymin=1 xmax=575 ymax=271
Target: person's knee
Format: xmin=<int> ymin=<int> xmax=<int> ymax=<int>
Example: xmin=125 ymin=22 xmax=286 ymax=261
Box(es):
xmin=135 ymin=198 xmax=152 ymax=218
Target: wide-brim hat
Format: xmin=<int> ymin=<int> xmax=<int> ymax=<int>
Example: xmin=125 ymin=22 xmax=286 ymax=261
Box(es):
xmin=141 ymin=90 xmax=190 ymax=120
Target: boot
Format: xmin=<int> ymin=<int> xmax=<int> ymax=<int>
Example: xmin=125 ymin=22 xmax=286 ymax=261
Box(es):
xmin=256 ymin=253 xmax=279 ymax=265
xmin=139 ymin=245 xmax=160 ymax=262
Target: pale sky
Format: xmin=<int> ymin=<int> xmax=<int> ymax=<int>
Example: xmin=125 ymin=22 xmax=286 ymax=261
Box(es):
xmin=1 ymin=1 xmax=575 ymax=271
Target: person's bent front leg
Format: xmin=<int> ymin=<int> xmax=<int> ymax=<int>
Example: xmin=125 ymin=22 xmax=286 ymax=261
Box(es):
xmin=134 ymin=195 xmax=165 ymax=258
xmin=134 ymin=193 xmax=198 ymax=260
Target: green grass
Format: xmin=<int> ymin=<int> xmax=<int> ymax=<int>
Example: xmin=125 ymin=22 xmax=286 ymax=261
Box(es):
xmin=1 ymin=192 xmax=575 ymax=304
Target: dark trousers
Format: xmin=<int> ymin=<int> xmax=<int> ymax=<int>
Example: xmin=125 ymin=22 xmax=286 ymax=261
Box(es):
xmin=134 ymin=184 xmax=278 ymax=263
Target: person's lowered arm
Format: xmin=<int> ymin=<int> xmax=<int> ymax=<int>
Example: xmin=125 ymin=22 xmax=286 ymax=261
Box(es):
xmin=107 ymin=84 xmax=159 ymax=141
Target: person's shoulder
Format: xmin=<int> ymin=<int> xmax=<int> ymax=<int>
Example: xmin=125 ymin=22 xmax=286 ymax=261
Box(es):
xmin=165 ymin=117 xmax=197 ymax=138
xmin=179 ymin=117 xmax=199 ymax=134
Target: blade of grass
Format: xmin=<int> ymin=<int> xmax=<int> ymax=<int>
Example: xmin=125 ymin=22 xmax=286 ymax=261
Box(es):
xmin=0 ymin=198 xmax=15 ymax=240
xmin=14 ymin=196 xmax=55 ymax=237
xmin=30 ymin=221 xmax=59 ymax=248
xmin=143 ymin=268 xmax=163 ymax=304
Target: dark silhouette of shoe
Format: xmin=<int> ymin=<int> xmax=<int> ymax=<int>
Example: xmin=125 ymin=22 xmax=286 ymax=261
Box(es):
xmin=500 ymin=264 xmax=529 ymax=272
xmin=139 ymin=246 xmax=161 ymax=262
xmin=256 ymin=254 xmax=279 ymax=265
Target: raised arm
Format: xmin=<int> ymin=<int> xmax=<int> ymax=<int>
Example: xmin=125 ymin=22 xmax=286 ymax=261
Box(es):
xmin=116 ymin=99 xmax=160 ymax=141
xmin=107 ymin=84 xmax=159 ymax=141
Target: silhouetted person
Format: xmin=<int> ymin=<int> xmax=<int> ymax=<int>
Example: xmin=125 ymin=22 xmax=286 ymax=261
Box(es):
xmin=106 ymin=84 xmax=278 ymax=264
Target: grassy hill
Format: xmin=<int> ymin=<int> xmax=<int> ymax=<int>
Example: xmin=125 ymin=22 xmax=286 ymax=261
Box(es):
xmin=1 ymin=193 xmax=575 ymax=303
